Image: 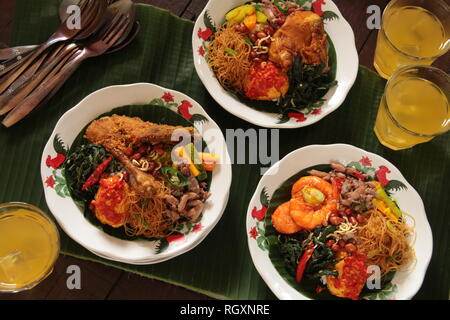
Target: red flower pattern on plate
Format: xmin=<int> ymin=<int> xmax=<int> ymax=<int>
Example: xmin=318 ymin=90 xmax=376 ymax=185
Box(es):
xmin=312 ymin=108 xmax=322 ymax=115
xmin=249 ymin=226 xmax=258 ymax=239
xmin=359 ymin=156 xmax=372 ymax=167
xmin=162 ymin=92 xmax=174 ymax=102
xmin=166 ymin=234 xmax=184 ymax=243
xmin=198 ymin=46 xmax=205 ymax=56
xmin=312 ymin=0 xmax=326 ymax=16
xmin=45 ymin=176 xmax=55 ymax=188
xmin=192 ymin=223 xmax=203 ymax=232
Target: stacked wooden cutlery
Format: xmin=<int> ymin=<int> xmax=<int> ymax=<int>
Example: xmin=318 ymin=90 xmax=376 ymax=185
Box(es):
xmin=0 ymin=0 xmax=138 ymax=127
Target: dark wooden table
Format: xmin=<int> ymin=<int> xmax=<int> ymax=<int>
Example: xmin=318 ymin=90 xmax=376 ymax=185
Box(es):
xmin=0 ymin=0 xmax=448 ymax=300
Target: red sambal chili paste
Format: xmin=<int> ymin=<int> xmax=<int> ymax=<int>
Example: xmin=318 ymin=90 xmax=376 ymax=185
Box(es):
xmin=330 ymin=252 xmax=368 ymax=300
xmin=244 ymin=61 xmax=289 ymax=100
xmin=90 ymin=174 xmax=130 ymax=228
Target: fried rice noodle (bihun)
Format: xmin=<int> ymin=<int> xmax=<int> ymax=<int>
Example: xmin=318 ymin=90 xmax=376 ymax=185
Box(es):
xmin=124 ymin=181 xmax=172 ymax=239
xmin=206 ymin=23 xmax=252 ymax=92
xmin=356 ymin=209 xmax=416 ymax=276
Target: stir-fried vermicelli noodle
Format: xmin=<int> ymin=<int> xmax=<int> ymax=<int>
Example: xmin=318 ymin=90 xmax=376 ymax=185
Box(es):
xmin=207 ymin=24 xmax=252 ymax=92
xmin=124 ymin=182 xmax=173 ymax=239
xmin=356 ymin=209 xmax=416 ymax=276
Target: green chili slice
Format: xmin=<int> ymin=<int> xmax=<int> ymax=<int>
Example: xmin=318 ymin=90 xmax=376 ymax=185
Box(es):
xmin=254 ymin=4 xmax=263 ymax=12
xmin=224 ymin=48 xmax=237 ymax=56
xmin=274 ymin=0 xmax=289 ymax=13
xmin=160 ymin=166 xmax=189 ymax=187
xmin=243 ymin=36 xmax=254 ymax=46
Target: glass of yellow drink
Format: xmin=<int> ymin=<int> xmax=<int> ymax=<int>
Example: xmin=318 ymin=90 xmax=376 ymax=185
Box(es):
xmin=374 ymin=0 xmax=449 ymax=79
xmin=0 ymin=203 xmax=60 ymax=292
xmin=374 ymin=65 xmax=449 ymax=150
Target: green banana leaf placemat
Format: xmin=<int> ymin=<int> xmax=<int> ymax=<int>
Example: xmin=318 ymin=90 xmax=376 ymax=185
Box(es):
xmin=2 ymin=0 xmax=449 ymax=299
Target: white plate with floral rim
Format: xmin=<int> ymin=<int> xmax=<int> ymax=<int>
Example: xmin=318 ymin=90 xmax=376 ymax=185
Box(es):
xmin=41 ymin=83 xmax=232 ymax=265
xmin=246 ymin=144 xmax=432 ymax=300
xmin=192 ymin=0 xmax=358 ymax=128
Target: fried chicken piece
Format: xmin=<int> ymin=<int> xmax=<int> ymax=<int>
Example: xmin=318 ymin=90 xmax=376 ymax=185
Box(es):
xmin=100 ymin=147 xmax=162 ymax=197
xmin=84 ymin=115 xmax=197 ymax=197
xmin=85 ymin=115 xmax=197 ymax=153
xmin=269 ymin=11 xmax=329 ymax=72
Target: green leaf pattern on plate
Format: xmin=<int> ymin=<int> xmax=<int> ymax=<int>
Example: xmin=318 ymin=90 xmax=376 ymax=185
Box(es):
xmin=52 ymin=169 xmax=70 ymax=198
xmin=250 ymin=188 xmax=270 ymax=251
xmin=363 ymin=283 xmax=398 ymax=300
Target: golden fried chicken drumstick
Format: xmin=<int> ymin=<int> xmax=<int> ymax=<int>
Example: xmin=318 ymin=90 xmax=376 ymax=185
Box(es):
xmin=85 ymin=114 xmax=196 ymax=153
xmin=85 ymin=115 xmax=197 ymax=197
xmin=269 ymin=11 xmax=329 ymax=72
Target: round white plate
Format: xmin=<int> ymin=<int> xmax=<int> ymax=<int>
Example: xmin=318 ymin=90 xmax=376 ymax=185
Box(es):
xmin=41 ymin=83 xmax=232 ymax=265
xmin=246 ymin=144 xmax=432 ymax=300
xmin=192 ymin=0 xmax=359 ymax=128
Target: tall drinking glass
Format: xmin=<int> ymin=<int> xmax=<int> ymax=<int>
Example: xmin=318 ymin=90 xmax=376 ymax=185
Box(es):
xmin=374 ymin=65 xmax=449 ymax=150
xmin=374 ymin=0 xmax=449 ymax=79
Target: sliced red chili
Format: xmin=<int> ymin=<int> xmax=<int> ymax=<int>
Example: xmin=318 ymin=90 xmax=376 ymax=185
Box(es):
xmin=136 ymin=145 xmax=147 ymax=154
xmin=348 ymin=169 xmax=366 ymax=181
xmin=296 ymin=246 xmax=314 ymax=283
xmin=82 ymin=156 xmax=113 ymax=191
xmin=315 ymin=286 xmax=325 ymax=294
xmin=130 ymin=153 xmax=142 ymax=160
xmin=331 ymin=176 xmax=345 ymax=193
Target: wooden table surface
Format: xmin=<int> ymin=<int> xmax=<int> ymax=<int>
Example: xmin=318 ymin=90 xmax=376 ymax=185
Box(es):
xmin=0 ymin=0 xmax=448 ymax=300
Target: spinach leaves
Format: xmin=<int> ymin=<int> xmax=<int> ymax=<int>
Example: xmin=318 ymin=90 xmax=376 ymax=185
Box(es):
xmin=64 ymin=143 xmax=122 ymax=204
xmin=279 ymin=225 xmax=340 ymax=280
xmin=277 ymin=57 xmax=337 ymax=120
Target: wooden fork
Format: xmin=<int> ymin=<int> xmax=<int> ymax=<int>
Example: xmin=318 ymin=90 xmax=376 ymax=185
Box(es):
xmin=0 ymin=0 xmax=104 ymax=91
xmin=2 ymin=11 xmax=133 ymax=127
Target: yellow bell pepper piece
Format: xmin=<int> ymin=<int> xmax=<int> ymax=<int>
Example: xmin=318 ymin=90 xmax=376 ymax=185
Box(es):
xmin=372 ymin=181 xmax=402 ymax=218
xmin=243 ymin=12 xmax=257 ymax=31
xmin=256 ymin=11 xmax=268 ymax=23
xmin=225 ymin=6 xmax=242 ymax=21
xmin=226 ymin=5 xmax=255 ymax=24
xmin=175 ymin=147 xmax=200 ymax=177
xmin=372 ymin=198 xmax=398 ymax=222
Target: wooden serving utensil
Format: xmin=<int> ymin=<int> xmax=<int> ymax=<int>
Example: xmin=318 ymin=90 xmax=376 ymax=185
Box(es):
xmin=0 ymin=0 xmax=104 ymax=90
xmin=0 ymin=0 xmax=112 ymax=62
xmin=2 ymin=2 xmax=135 ymax=127
xmin=0 ymin=0 xmax=107 ymax=112
xmin=31 ymin=21 xmax=141 ymax=117
xmin=0 ymin=44 xmax=79 ymax=116
xmin=0 ymin=45 xmax=37 ymax=62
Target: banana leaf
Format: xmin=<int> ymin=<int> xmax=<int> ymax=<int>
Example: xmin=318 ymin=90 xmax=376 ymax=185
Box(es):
xmin=1 ymin=0 xmax=448 ymax=299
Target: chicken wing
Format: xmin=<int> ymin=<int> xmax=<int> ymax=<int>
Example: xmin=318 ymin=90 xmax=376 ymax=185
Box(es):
xmin=85 ymin=115 xmax=196 ymax=197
